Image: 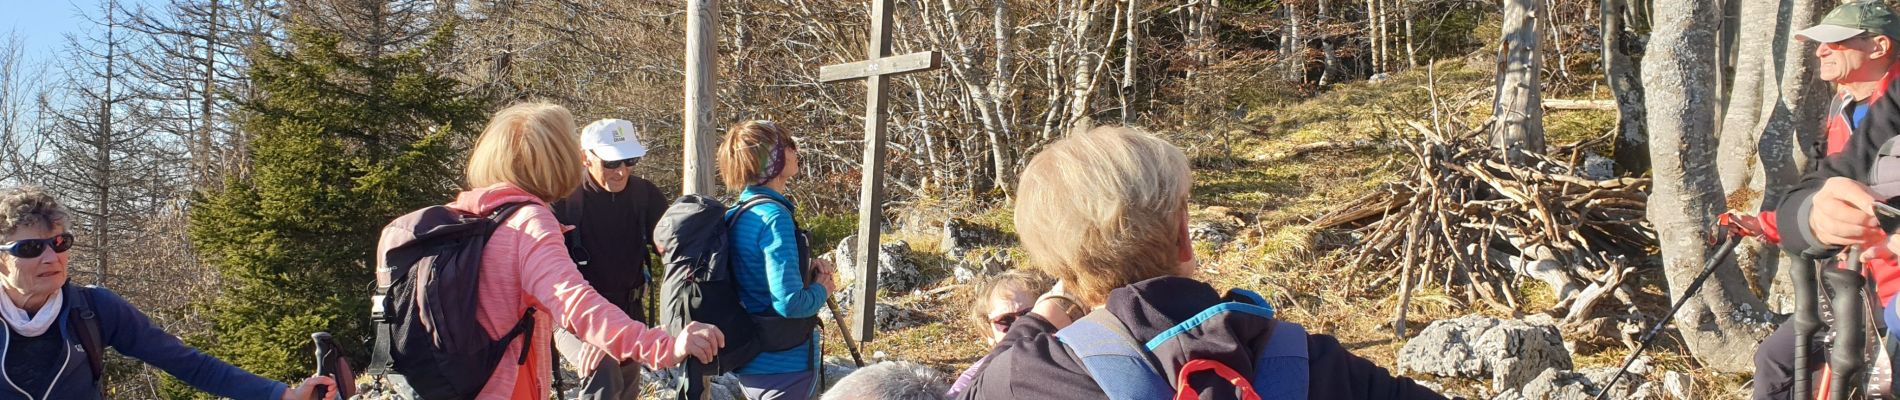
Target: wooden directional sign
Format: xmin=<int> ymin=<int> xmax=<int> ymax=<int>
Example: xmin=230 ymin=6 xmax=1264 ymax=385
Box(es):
xmin=819 ymin=51 xmax=944 ymax=83
xmin=820 ymin=0 xmax=944 ymax=343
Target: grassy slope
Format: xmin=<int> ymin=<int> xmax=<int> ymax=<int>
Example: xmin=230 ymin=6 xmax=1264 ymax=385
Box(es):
xmin=830 ymin=60 xmax=1752 ymax=398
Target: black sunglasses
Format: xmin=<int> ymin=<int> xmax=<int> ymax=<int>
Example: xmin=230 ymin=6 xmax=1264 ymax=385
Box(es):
xmin=990 ymin=308 xmax=1033 ymax=334
xmin=602 ymin=157 xmax=639 ymax=169
xmin=1 ymin=233 xmax=73 ymax=258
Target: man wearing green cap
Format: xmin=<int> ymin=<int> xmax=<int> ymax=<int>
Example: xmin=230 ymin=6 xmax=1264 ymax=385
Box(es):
xmin=1754 ymin=2 xmax=1900 ymax=399
xmin=1798 ymin=0 xmax=1900 ymax=159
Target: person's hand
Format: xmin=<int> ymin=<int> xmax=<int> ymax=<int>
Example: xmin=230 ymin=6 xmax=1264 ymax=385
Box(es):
xmin=812 ymin=258 xmax=839 ymax=293
xmin=1810 ymin=177 xmax=1886 ymax=247
xmin=670 ymin=321 xmax=727 ymax=365
xmin=282 ymin=375 xmax=336 ymax=400
xmin=813 ymin=257 xmax=835 ymax=275
xmin=821 ymin=271 xmax=840 ymax=294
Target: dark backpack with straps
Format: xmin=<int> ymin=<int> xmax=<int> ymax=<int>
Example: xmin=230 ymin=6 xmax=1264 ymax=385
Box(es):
xmin=369 ymin=203 xmax=539 ymax=400
xmin=66 ymin=284 xmax=106 ymax=384
xmin=1054 ymin=288 xmax=1310 ymax=400
xmin=655 ymin=194 xmax=819 ymax=374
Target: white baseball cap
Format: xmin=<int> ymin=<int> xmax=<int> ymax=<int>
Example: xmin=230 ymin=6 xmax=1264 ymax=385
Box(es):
xmin=579 ymin=119 xmax=647 ymax=161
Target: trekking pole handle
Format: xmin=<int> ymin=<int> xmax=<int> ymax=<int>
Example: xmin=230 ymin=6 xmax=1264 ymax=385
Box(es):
xmin=312 ymin=332 xmax=335 ymax=400
xmin=312 ymin=332 xmax=355 ymax=400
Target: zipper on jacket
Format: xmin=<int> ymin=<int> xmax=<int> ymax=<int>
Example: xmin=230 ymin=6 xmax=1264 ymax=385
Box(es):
xmin=0 ymin=324 xmax=28 ymax=400
xmin=0 ymin=312 xmax=76 ymax=400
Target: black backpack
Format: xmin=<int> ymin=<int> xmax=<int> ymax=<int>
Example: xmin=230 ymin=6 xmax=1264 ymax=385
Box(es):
xmin=655 ymin=194 xmax=819 ymax=374
xmin=370 ymin=203 xmax=539 ymax=399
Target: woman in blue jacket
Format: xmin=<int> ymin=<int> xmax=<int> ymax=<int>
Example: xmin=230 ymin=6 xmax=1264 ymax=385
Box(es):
xmin=717 ymin=120 xmax=837 ymax=400
xmin=0 ymin=186 xmax=332 ymax=400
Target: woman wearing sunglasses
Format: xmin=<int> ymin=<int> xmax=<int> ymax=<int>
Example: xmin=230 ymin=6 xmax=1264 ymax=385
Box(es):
xmin=0 ymin=186 xmax=335 ymax=400
xmin=945 ymin=271 xmax=1050 ymax=398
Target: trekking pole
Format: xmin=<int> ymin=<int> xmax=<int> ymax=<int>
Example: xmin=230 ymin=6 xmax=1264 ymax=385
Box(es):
xmin=311 ymin=332 xmax=356 ymax=400
xmin=1596 ymin=216 xmax=1750 ymax=400
xmin=1794 ymin=248 xmax=1824 ymax=400
xmin=1823 ymin=247 xmax=1872 ymax=400
xmin=826 ymin=297 xmax=866 ymax=367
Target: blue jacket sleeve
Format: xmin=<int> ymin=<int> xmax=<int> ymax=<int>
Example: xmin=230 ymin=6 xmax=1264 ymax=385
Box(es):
xmin=91 ymin=288 xmax=289 ymax=400
xmin=758 ymin=206 xmax=827 ymax=318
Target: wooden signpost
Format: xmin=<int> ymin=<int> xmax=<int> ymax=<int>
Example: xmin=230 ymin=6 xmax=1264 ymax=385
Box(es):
xmin=682 ymin=0 xmax=718 ymax=196
xmin=819 ymin=0 xmax=943 ymax=342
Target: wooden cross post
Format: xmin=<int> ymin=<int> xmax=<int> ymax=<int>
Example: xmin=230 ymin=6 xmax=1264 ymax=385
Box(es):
xmin=818 ymin=0 xmax=942 ymax=343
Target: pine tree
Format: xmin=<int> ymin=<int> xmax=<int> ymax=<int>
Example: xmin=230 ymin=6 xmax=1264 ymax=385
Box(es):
xmin=188 ymin=22 xmax=482 ymax=379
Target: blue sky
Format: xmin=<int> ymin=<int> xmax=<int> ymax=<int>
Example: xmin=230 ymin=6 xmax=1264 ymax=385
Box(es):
xmin=4 ymin=0 xmax=158 ymax=67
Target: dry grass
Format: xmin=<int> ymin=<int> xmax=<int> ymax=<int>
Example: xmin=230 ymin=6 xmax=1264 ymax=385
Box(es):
xmin=837 ymin=61 xmax=1753 ymax=399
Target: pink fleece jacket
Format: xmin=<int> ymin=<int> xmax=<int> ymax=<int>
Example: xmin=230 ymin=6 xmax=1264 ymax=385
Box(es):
xmin=442 ymin=183 xmax=677 ymax=399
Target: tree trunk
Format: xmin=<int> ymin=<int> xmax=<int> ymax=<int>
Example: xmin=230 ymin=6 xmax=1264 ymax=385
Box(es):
xmin=1762 ymin=0 xmax=1833 ymax=312
xmin=990 ymin=0 xmax=1016 ymax=189
xmin=1285 ymin=1 xmax=1306 ymax=82
xmin=1065 ymin=0 xmax=1120 ymax=134
xmin=1317 ymin=0 xmax=1340 ymax=85
xmin=1642 ymin=0 xmax=1774 ymax=373
xmin=197 ymin=0 xmax=219 ymax=190
xmin=1716 ymin=0 xmax=1773 ymax=200
xmin=1121 ymin=0 xmax=1139 ymax=124
xmin=1604 ymin=0 xmax=1648 ymax=174
xmin=1491 ymin=0 xmax=1546 ymax=155
xmin=1403 ymin=0 xmax=1418 ymax=68
xmin=1366 ymin=0 xmax=1379 ymax=73
xmin=97 ymin=1 xmax=116 ymax=286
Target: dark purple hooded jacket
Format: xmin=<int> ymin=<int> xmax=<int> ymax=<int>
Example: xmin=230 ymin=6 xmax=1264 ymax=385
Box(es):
xmin=959 ymin=277 xmax=1450 ymax=400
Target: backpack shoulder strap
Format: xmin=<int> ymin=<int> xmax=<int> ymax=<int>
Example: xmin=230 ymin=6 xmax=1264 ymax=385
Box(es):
xmin=728 ymin=195 xmax=815 ymax=283
xmin=486 ymin=202 xmax=534 ymax=227
xmin=729 ymin=196 xmax=793 ymax=226
xmin=1054 ymin=309 xmax=1175 ymax=400
xmin=1222 ymin=288 xmax=1310 ymax=400
xmin=66 ymin=285 xmax=106 ymax=383
xmin=1250 ymin=320 xmax=1310 ymax=400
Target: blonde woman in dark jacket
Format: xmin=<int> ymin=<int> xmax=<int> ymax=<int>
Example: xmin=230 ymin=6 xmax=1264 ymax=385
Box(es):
xmin=961 ymin=127 xmax=1447 ymax=400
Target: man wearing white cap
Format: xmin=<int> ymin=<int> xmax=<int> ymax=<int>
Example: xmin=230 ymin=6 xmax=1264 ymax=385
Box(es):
xmin=552 ymin=118 xmax=670 ymax=400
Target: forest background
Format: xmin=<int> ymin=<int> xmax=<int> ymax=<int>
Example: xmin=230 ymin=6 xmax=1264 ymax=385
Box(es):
xmin=0 ymin=0 xmax=1847 ymax=398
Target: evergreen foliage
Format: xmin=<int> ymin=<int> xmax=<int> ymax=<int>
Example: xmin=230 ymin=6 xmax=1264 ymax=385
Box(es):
xmin=187 ymin=23 xmax=483 ymax=380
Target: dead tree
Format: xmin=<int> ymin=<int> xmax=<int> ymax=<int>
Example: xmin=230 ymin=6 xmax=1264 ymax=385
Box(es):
xmin=1491 ymin=0 xmax=1546 ymax=156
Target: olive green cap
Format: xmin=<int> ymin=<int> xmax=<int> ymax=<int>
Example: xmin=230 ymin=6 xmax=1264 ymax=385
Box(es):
xmin=1798 ymin=0 xmax=1900 ymax=43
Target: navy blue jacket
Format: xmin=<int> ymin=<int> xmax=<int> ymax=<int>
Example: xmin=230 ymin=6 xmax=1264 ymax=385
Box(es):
xmin=0 ymin=284 xmax=286 ymax=400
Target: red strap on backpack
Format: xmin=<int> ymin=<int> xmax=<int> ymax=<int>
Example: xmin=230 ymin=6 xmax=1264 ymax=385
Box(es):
xmin=1174 ymin=359 xmax=1261 ymax=400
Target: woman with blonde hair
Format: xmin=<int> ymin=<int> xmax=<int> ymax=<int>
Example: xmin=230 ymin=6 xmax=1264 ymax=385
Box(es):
xmin=961 ymin=127 xmax=1443 ymax=399
xmin=718 ymin=120 xmax=837 ymax=400
xmin=398 ymin=102 xmax=724 ymax=399
xmin=944 ymin=270 xmax=1051 ymax=398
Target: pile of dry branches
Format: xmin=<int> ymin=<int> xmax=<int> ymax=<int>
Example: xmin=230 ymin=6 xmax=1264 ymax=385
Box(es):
xmin=1313 ymin=123 xmax=1655 ymax=332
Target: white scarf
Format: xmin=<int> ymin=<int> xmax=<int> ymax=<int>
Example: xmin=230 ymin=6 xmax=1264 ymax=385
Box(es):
xmin=0 ymin=290 xmax=62 ymax=337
